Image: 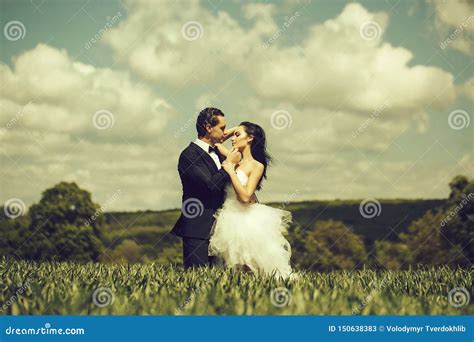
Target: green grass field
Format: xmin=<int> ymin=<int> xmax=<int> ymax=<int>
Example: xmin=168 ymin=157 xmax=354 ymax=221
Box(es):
xmin=1 ymin=259 xmax=472 ymax=315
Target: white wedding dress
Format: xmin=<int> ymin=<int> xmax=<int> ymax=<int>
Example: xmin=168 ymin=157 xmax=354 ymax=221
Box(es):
xmin=209 ymin=168 xmax=293 ymax=278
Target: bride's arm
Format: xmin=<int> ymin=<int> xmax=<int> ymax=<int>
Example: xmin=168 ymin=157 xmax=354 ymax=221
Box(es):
xmin=222 ymin=126 xmax=237 ymax=142
xmin=222 ymin=161 xmax=264 ymax=203
xmin=215 ymin=143 xmax=229 ymax=157
xmin=215 ymin=126 xmax=237 ymax=157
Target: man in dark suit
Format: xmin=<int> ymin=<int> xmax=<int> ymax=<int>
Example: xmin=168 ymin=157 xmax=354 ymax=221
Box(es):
xmin=171 ymin=107 xmax=240 ymax=268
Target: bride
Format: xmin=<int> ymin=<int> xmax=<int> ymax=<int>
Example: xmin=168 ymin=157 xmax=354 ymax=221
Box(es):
xmin=209 ymin=121 xmax=293 ymax=278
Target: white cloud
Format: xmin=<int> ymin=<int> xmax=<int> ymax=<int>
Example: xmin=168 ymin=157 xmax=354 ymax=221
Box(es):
xmin=103 ymin=0 xmax=276 ymax=88
xmin=251 ymin=3 xmax=456 ymax=116
xmin=0 ymin=44 xmax=181 ymax=211
xmin=457 ymin=76 xmax=474 ymax=102
xmin=107 ymin=1 xmax=456 ymax=149
xmin=1 ymin=2 xmax=470 ymax=212
xmin=429 ymin=0 xmax=474 ymax=56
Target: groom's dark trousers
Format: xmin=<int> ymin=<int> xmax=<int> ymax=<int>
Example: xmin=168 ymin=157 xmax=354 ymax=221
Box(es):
xmin=171 ymin=142 xmax=229 ymax=268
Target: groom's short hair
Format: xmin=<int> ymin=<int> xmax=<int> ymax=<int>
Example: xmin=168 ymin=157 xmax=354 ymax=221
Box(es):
xmin=196 ymin=107 xmax=225 ymax=137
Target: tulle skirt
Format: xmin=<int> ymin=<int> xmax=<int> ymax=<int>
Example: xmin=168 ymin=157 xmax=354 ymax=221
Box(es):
xmin=209 ymin=198 xmax=293 ymax=278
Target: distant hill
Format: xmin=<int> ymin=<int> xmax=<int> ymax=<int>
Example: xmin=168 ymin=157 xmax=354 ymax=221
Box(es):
xmin=102 ymin=198 xmax=445 ymax=262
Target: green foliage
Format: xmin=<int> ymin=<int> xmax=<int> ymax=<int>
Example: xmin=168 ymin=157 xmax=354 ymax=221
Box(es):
xmin=1 ymin=258 xmax=471 ymax=315
xmin=296 ymin=220 xmax=367 ymax=271
xmin=442 ymin=175 xmax=474 ymax=263
xmin=374 ymin=241 xmax=411 ymax=270
xmin=105 ymin=239 xmax=144 ymax=264
xmin=4 ymin=182 xmax=105 ymax=262
xmin=1 ymin=175 xmax=471 ymax=269
xmin=376 ymin=175 xmax=473 ymax=269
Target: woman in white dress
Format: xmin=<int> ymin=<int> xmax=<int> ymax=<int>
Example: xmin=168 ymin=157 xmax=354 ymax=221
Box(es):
xmin=209 ymin=121 xmax=293 ymax=278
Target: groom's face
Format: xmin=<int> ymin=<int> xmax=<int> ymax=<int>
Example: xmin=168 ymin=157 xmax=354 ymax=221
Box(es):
xmin=208 ymin=115 xmax=226 ymax=145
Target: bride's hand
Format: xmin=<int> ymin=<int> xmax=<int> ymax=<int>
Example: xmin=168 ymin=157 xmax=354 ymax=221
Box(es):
xmin=227 ymin=148 xmax=241 ymax=164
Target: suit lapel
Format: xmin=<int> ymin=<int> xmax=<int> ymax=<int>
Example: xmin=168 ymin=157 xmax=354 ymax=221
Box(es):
xmin=190 ymin=142 xmax=218 ymax=173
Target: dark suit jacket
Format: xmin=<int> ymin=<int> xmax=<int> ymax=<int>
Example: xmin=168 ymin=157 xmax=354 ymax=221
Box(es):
xmin=171 ymin=142 xmax=229 ymax=239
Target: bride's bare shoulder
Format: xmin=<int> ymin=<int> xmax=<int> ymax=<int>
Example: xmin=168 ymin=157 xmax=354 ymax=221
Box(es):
xmin=251 ymin=160 xmax=264 ymax=172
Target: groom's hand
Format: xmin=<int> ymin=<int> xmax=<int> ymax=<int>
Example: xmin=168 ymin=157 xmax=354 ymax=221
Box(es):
xmin=227 ymin=148 xmax=241 ymax=164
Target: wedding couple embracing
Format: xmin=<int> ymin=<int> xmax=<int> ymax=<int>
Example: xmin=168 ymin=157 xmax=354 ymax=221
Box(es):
xmin=171 ymin=107 xmax=292 ymax=279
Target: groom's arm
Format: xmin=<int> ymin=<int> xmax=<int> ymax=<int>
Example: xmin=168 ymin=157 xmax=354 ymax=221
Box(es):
xmin=179 ymin=150 xmax=229 ymax=192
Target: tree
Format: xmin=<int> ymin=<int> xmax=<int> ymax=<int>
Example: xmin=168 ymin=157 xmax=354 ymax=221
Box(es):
xmin=394 ymin=175 xmax=473 ymax=267
xmin=374 ymin=241 xmax=411 ymax=270
xmin=442 ymin=175 xmax=474 ymax=264
xmin=18 ymin=182 xmax=105 ymax=262
xmin=298 ymin=220 xmax=367 ymax=271
xmin=107 ymin=239 xmax=142 ymax=263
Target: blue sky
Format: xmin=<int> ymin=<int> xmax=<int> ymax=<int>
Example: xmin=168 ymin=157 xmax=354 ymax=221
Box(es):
xmin=0 ymin=0 xmax=473 ymax=211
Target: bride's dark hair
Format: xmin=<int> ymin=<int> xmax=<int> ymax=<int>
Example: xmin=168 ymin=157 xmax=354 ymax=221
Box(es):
xmin=240 ymin=121 xmax=272 ymax=190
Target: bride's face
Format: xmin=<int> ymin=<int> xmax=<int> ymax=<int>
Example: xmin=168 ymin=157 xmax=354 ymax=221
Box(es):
xmin=231 ymin=126 xmax=253 ymax=151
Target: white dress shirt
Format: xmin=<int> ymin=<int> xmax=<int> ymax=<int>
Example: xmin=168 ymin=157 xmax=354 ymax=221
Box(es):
xmin=193 ymin=138 xmax=222 ymax=170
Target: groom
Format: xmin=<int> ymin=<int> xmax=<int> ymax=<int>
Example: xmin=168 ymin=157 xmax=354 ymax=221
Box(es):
xmin=171 ymin=107 xmax=239 ymax=268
